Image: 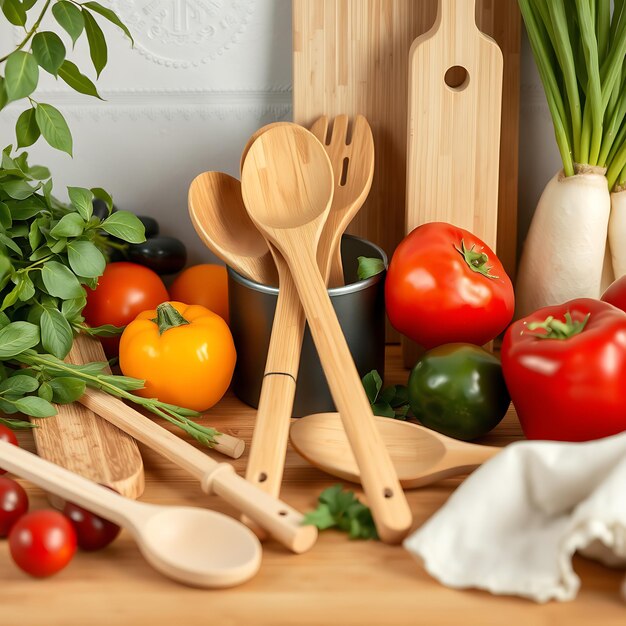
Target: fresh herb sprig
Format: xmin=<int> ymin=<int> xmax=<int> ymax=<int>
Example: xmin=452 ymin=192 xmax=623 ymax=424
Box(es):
xmin=362 ymin=370 xmax=411 ymax=420
xmin=303 ymin=484 xmax=378 ymax=540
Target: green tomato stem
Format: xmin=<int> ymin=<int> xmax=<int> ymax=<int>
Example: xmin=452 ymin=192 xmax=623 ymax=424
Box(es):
xmin=454 ymin=240 xmax=499 ymax=279
xmin=527 ymin=311 xmax=590 ymax=340
xmin=152 ymin=303 xmax=189 ymax=335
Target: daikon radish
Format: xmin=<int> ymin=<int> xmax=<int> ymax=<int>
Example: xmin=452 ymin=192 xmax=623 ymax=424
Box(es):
xmin=609 ymin=186 xmax=626 ymax=279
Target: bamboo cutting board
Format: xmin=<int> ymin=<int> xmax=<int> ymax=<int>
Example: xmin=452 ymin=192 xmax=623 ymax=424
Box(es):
xmin=32 ymin=334 xmax=144 ymax=500
xmin=292 ymin=0 xmax=520 ymax=283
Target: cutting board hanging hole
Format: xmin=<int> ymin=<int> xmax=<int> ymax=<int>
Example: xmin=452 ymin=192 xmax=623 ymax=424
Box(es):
xmin=444 ymin=66 xmax=470 ymax=91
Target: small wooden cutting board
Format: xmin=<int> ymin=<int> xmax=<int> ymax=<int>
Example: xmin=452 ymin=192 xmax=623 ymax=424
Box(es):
xmin=32 ymin=334 xmax=144 ymax=500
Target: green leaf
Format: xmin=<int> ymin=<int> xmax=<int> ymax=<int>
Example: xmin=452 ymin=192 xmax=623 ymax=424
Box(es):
xmin=357 ymin=257 xmax=385 ymax=281
xmin=0 ymin=311 xmax=10 ymax=328
xmin=15 ymin=273 xmax=35 ymax=302
xmin=4 ymin=51 xmax=39 ymax=102
xmin=1 ymin=0 xmax=26 ymax=26
xmin=96 ymin=374 xmax=144 ymax=391
xmin=83 ymin=2 xmax=134 ymax=44
xmin=28 ymin=165 xmax=51 ymax=180
xmin=302 ymin=504 xmax=336 ymax=530
xmin=0 ymin=321 xmax=40 ymax=358
xmin=101 ymin=211 xmax=145 ymax=243
xmin=0 ymin=232 xmax=23 ymax=257
xmin=49 ymin=213 xmax=85 ymax=238
xmin=35 ymin=103 xmax=72 ymax=156
xmin=15 ymin=108 xmax=40 ymax=148
xmin=3 ymin=178 xmax=37 ymax=200
xmin=41 ymin=261 xmax=83 ymax=299
xmin=0 ymin=417 xmax=36 ymax=430
xmin=48 ymin=377 xmax=86 ymax=404
xmin=8 ymin=196 xmax=45 ymax=219
xmin=52 ymin=1 xmax=85 ymax=46
xmin=40 ymin=307 xmax=74 ymax=358
xmin=58 ymin=60 xmax=102 ymax=99
xmin=0 ymin=202 xmax=11 ymax=229
xmin=361 ymin=370 xmax=382 ymax=404
xmin=0 ymin=374 xmax=39 ymax=396
xmin=371 ymin=401 xmax=396 ymax=418
xmin=13 ymin=395 xmax=56 ymax=418
xmin=83 ymin=9 xmax=108 ymax=77
xmin=37 ymin=381 xmax=53 ymax=401
xmin=90 ymin=187 xmax=112 ymax=214
xmin=31 ymin=32 xmax=66 ymax=76
xmin=0 ymin=77 xmax=7 ymax=112
xmin=79 ymin=322 xmax=123 ymax=337
xmin=67 ymin=240 xmax=105 ymax=278
xmin=67 ymin=186 xmax=93 ymax=220
xmin=61 ymin=295 xmax=86 ymax=321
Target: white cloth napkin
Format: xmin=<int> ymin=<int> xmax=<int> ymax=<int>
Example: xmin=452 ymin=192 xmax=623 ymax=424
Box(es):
xmin=403 ymin=433 xmax=626 ymax=603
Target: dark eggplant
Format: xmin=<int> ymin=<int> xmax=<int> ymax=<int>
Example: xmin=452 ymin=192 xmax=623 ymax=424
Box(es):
xmin=126 ymin=236 xmax=187 ymax=275
xmin=92 ymin=198 xmax=117 ymax=221
xmin=137 ymin=215 xmax=159 ymax=238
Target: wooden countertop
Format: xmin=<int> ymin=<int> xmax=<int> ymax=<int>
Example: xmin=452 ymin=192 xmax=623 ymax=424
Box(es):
xmin=3 ymin=346 xmax=625 ymax=625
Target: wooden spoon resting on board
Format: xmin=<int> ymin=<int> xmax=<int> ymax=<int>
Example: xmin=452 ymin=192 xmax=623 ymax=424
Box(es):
xmin=32 ymin=334 xmax=144 ymax=500
xmin=290 ymin=413 xmax=500 ymax=489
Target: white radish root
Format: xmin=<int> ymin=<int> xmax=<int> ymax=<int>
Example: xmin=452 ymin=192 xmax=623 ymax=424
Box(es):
xmin=608 ymin=187 xmax=626 ymax=280
xmin=516 ymin=168 xmax=610 ymax=319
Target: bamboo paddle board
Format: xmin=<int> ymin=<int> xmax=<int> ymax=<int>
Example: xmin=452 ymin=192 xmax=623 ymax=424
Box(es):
xmin=32 ymin=334 xmax=144 ymax=500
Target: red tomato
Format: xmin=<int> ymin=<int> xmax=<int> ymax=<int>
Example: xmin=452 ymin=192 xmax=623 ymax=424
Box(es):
xmin=601 ymin=275 xmax=626 ymax=312
xmin=0 ymin=425 xmax=18 ymax=476
xmin=0 ymin=477 xmax=28 ymax=537
xmin=502 ymin=298 xmax=626 ymax=441
xmin=63 ymin=501 xmax=120 ymax=551
xmin=385 ymin=222 xmax=514 ymax=349
xmin=9 ymin=510 xmax=77 ymax=578
xmin=82 ymin=262 xmax=169 ymax=357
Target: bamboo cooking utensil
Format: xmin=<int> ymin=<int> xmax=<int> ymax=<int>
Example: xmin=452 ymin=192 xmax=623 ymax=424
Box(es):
xmin=32 ymin=337 xmax=144 ymax=501
xmin=403 ymin=0 xmax=503 ymax=365
xmin=241 ymin=124 xmax=412 ymax=544
xmin=238 ymin=117 xmax=374 ymax=537
xmin=0 ymin=440 xmax=262 ymax=588
xmin=290 ymin=412 xmax=500 ymax=488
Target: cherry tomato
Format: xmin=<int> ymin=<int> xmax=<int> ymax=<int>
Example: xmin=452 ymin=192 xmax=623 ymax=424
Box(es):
xmin=9 ymin=510 xmax=77 ymax=578
xmin=385 ymin=222 xmax=514 ymax=350
xmin=0 ymin=425 xmax=18 ymax=475
xmin=82 ymin=262 xmax=169 ymax=357
xmin=0 ymin=476 xmax=28 ymax=537
xmin=601 ymin=275 xmax=626 ymax=312
xmin=63 ymin=501 xmax=120 ymax=551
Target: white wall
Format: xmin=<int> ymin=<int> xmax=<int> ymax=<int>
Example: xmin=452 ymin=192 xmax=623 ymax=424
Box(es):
xmin=0 ymin=2 xmax=556 ymax=264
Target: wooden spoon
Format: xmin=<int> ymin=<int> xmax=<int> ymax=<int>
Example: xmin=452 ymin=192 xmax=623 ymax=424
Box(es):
xmin=290 ymin=413 xmax=500 ymax=489
xmin=238 ymin=117 xmax=373 ymax=537
xmin=188 ymin=171 xmax=277 ymax=285
xmin=241 ymin=124 xmax=412 ymax=544
xmin=0 ymin=440 xmax=261 ymax=588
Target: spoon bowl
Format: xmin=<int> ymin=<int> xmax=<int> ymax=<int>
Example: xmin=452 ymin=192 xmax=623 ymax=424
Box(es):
xmin=290 ymin=413 xmax=501 ymax=488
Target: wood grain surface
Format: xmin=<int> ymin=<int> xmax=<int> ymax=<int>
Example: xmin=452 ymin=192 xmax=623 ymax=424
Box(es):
xmin=2 ymin=346 xmax=624 ymax=626
xmin=293 ymin=0 xmax=521 ymax=280
xmin=31 ymin=334 xmax=144 ymax=500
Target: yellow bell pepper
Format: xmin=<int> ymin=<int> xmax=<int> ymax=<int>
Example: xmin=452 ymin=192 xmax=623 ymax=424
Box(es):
xmin=119 ymin=301 xmax=236 ymax=412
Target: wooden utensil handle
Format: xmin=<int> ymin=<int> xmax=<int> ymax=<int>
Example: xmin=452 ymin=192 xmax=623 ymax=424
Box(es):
xmin=208 ymin=465 xmax=317 ymax=554
xmin=284 ymin=241 xmax=412 ymax=543
xmin=327 ymin=244 xmax=345 ymax=288
xmin=0 ymin=440 xmax=142 ymax=529
xmin=80 ymin=387 xmax=316 ymax=553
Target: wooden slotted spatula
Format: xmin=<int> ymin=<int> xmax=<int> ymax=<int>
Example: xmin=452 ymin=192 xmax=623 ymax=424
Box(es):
xmin=403 ymin=0 xmax=503 ymax=365
xmin=33 ymin=333 xmax=144 ymax=500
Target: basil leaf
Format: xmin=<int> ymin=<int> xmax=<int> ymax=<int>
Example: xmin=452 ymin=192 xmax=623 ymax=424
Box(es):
xmin=52 ymin=1 xmax=85 ymax=46
xmin=4 ymin=51 xmax=39 ymax=102
xmin=15 ymin=108 xmax=41 ymax=148
xmin=361 ymin=369 xmax=382 ymax=404
xmin=0 ymin=321 xmax=40 ymax=358
xmin=2 ymin=0 xmax=27 ymax=27
xmin=0 ymin=417 xmax=35 ymax=430
xmin=0 ymin=312 xmax=10 ymax=328
xmin=0 ymin=202 xmax=10 ymax=229
xmin=101 ymin=211 xmax=145 ymax=243
xmin=13 ymin=396 xmax=56 ymax=418
xmin=16 ymin=273 xmax=35 ymax=302
xmin=79 ymin=323 xmax=122 ymax=337
xmin=83 ymin=2 xmax=134 ymax=44
xmin=0 ymin=232 xmax=23 ymax=256
xmin=41 ymin=261 xmax=83 ymax=299
xmin=3 ymin=178 xmax=37 ymax=200
xmin=35 ymin=103 xmax=73 ymax=156
xmin=58 ymin=60 xmax=101 ymax=99
xmin=40 ymin=307 xmax=73 ymax=358
xmin=0 ymin=374 xmax=39 ymax=396
xmin=83 ymin=9 xmax=108 ymax=77
xmin=31 ymin=32 xmax=66 ymax=76
xmin=67 ymin=240 xmax=105 ymax=278
xmin=90 ymin=187 xmax=113 ymax=215
xmin=48 ymin=377 xmax=86 ymax=404
xmin=67 ymin=186 xmax=93 ymax=220
xmin=49 ymin=213 xmax=85 ymax=238
xmin=37 ymin=382 xmax=53 ymax=401
xmin=357 ymin=256 xmax=385 ymax=281
xmin=61 ymin=295 xmax=87 ymax=321
xmin=28 ymin=165 xmax=51 ymax=180
xmin=371 ymin=401 xmax=396 ymax=418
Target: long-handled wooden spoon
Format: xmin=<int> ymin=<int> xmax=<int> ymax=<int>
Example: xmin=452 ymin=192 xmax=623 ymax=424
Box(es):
xmin=241 ymin=124 xmax=412 ymax=544
xmin=290 ymin=413 xmax=500 ymax=489
xmin=0 ymin=440 xmax=261 ymax=588
xmin=238 ymin=117 xmax=374 ymax=537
